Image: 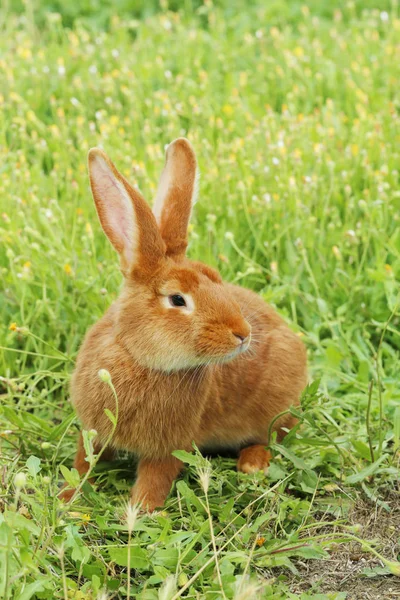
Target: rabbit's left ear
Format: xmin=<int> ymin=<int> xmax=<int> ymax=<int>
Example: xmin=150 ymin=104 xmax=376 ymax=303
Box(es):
xmin=153 ymin=138 xmax=198 ymax=261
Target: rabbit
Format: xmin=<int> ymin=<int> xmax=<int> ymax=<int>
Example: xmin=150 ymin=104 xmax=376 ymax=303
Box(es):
xmin=59 ymin=138 xmax=307 ymax=510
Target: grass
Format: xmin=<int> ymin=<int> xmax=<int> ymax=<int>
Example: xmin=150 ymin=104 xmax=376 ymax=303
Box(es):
xmin=0 ymin=0 xmax=399 ymax=598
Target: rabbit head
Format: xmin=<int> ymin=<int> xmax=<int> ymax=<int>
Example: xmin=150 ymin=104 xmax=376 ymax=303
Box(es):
xmin=88 ymin=138 xmax=251 ymax=372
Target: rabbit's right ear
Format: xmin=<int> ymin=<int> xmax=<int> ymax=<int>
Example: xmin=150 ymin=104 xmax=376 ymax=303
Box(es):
xmin=88 ymin=149 xmax=165 ymax=278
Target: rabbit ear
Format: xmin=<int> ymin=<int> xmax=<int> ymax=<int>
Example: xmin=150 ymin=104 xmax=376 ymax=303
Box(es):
xmin=88 ymin=148 xmax=165 ymax=277
xmin=153 ymin=138 xmax=198 ymax=260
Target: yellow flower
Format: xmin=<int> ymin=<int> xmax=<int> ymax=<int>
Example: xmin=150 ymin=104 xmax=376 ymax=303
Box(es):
xmin=63 ymin=264 xmax=73 ymax=275
xmin=385 ymin=264 xmax=393 ymax=274
xmin=9 ymin=323 xmax=17 ymax=331
xmin=256 ymin=536 xmax=265 ymax=546
xmin=18 ymin=47 xmax=32 ymax=60
xmin=332 ymin=246 xmax=341 ymax=259
xmin=222 ymin=104 xmax=234 ymax=116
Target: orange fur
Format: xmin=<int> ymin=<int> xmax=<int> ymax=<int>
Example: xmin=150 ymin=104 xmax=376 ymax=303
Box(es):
xmin=63 ymin=138 xmax=307 ymax=511
xmin=237 ymin=445 xmax=272 ymax=474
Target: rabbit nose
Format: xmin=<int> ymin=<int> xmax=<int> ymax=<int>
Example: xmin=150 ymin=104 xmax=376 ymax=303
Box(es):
xmin=233 ymin=333 xmax=248 ymax=345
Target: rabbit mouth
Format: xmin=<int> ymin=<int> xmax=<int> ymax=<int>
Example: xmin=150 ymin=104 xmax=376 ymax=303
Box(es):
xmin=214 ymin=338 xmax=251 ymax=363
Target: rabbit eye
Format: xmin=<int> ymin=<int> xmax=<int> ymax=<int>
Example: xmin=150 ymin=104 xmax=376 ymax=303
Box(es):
xmin=169 ymin=294 xmax=186 ymax=307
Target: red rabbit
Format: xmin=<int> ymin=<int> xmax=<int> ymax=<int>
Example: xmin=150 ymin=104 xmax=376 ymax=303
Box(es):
xmin=60 ymin=138 xmax=307 ymax=510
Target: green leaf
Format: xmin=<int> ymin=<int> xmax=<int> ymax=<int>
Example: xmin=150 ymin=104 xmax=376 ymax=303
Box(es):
xmin=152 ymin=547 xmax=179 ymax=570
xmin=175 ymin=480 xmax=205 ymax=513
xmin=268 ymin=462 xmax=288 ymax=481
xmin=17 ymin=579 xmax=51 ymax=600
xmin=283 ymin=543 xmax=329 ymax=559
xmin=108 ymin=545 xmax=149 ymax=570
xmin=59 ymin=465 xmax=80 ymax=488
xmin=351 ymin=440 xmax=372 ymax=461
xmin=104 ymin=408 xmax=117 ymax=426
xmin=171 ymin=449 xmax=201 ymax=467
xmin=219 ymin=497 xmax=235 ymax=522
xmin=316 ymin=297 xmax=329 ymax=315
xmin=299 ymin=469 xmax=319 ymax=493
xmin=82 ymin=429 xmax=95 ymax=465
xmin=26 ymin=455 xmax=41 ymax=477
xmin=274 ymin=444 xmax=309 ymax=470
xmin=325 ymin=344 xmax=343 ymax=369
xmin=65 ymin=524 xmax=91 ymax=564
xmin=346 ymin=454 xmax=389 ymax=484
xmin=357 ymin=360 xmax=370 ymax=383
xmin=4 ymin=511 xmax=40 ymax=536
xmin=306 ymin=379 xmax=321 ymax=396
xmin=362 ymin=565 xmax=393 ymax=577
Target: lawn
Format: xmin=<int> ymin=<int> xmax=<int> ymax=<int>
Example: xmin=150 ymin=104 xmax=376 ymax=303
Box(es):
xmin=0 ymin=1 xmax=399 ymax=598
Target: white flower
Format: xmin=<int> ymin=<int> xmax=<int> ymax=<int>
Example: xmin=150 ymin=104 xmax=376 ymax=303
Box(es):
xmin=111 ymin=49 xmax=119 ymax=58
xmin=197 ymin=464 xmax=212 ymax=493
xmin=159 ymin=576 xmax=177 ymax=600
xmin=70 ymin=97 xmax=80 ymax=107
xmin=225 ymin=231 xmax=234 ymax=240
xmin=125 ymin=502 xmax=139 ymax=533
xmin=164 ymin=70 xmax=172 ymax=79
xmin=263 ymin=193 xmax=271 ymax=204
xmin=58 ymin=65 xmax=66 ymax=76
xmin=380 ymin=11 xmax=389 ymax=21
xmin=89 ymin=65 xmax=98 ymax=75
xmin=272 ymin=157 xmax=280 ymax=165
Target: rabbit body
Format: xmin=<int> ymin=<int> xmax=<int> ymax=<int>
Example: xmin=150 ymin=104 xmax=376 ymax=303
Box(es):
xmin=62 ymin=138 xmax=307 ymax=509
xmin=72 ymin=282 xmax=306 ymax=459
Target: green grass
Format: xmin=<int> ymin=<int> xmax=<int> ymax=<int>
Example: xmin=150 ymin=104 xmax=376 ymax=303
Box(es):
xmin=0 ymin=1 xmax=400 ymax=598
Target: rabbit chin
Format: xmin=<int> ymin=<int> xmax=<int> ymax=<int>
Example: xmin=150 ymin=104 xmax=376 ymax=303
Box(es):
xmin=134 ymin=341 xmax=249 ymax=373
